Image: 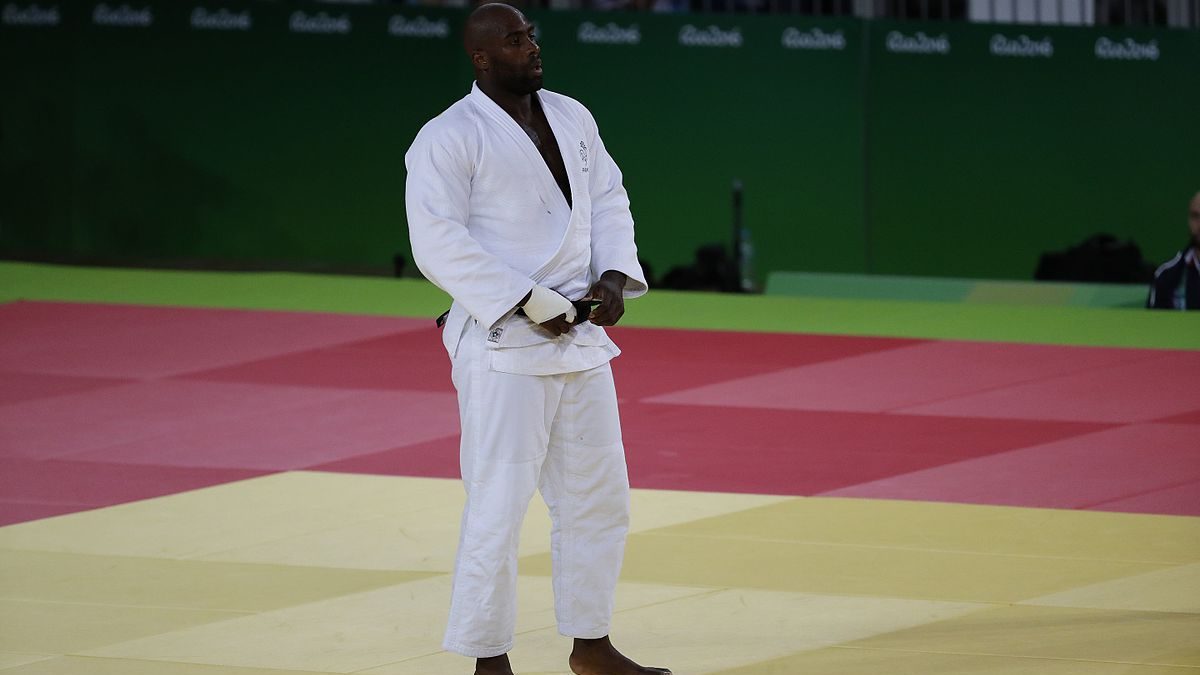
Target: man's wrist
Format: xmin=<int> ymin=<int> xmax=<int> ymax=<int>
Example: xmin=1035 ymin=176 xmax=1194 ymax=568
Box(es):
xmin=599 ymin=270 xmax=627 ymax=288
xmin=523 ymin=285 xmax=576 ymax=323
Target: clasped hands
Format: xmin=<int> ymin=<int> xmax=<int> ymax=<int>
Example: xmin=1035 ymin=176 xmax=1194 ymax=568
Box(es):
xmin=521 ymin=270 xmax=626 ymax=337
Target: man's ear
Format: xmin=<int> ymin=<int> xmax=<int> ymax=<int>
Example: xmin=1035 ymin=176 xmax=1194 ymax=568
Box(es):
xmin=471 ymin=50 xmax=488 ymax=71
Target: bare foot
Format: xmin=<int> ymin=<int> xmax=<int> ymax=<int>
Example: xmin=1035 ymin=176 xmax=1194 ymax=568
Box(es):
xmin=569 ymin=636 xmax=671 ymax=675
xmin=475 ymin=653 xmax=515 ymax=675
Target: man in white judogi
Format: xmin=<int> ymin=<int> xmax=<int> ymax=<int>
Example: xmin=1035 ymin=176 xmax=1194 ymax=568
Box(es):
xmin=404 ymin=4 xmax=669 ymax=675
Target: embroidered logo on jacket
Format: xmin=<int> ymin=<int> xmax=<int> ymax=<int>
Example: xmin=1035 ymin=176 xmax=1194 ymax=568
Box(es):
xmin=488 ymin=326 xmax=504 ymax=343
xmin=579 ymin=141 xmax=589 ymax=173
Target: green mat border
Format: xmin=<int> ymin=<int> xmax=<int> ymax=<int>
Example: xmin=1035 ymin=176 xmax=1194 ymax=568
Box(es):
xmin=766 ymin=271 xmax=1150 ymax=308
xmin=2 ymin=262 xmax=1196 ymax=350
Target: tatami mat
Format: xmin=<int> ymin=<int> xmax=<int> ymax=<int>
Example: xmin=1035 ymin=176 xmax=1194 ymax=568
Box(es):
xmin=2 ymin=282 xmax=1198 ymax=674
xmin=2 ymin=472 xmax=1197 ymax=674
xmin=848 ymin=604 xmax=1200 ymax=666
xmin=4 ymin=300 xmax=1197 ymax=516
xmin=711 ymin=647 xmax=1200 ymax=674
xmin=1 ymin=657 xmax=344 ymax=675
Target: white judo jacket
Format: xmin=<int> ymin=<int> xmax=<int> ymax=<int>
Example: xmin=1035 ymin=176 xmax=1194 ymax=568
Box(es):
xmin=405 ymin=83 xmax=648 ymax=376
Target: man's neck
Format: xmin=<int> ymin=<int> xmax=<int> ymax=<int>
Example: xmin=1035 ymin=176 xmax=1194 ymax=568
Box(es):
xmin=477 ymin=80 xmax=533 ymax=124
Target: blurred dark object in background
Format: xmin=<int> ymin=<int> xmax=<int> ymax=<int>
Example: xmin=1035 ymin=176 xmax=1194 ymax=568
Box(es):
xmin=1035 ymin=234 xmax=1154 ymax=283
xmin=660 ymin=244 xmax=740 ymax=292
xmin=638 ymin=257 xmax=656 ymax=289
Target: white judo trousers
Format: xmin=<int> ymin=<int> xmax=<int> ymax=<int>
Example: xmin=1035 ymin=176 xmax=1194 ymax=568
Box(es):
xmin=443 ymin=321 xmax=631 ymax=658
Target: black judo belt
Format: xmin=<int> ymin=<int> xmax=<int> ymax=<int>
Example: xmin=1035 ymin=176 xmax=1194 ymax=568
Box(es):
xmin=435 ymin=300 xmax=597 ymax=328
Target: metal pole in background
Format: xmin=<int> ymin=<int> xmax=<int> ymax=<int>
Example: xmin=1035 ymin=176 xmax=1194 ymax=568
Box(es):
xmin=860 ymin=20 xmax=873 ymax=275
xmin=732 ymin=179 xmax=755 ymax=293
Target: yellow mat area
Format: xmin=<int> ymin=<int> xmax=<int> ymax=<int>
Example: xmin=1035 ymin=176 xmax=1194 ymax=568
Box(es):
xmin=1 ymin=472 xmax=1197 ymax=674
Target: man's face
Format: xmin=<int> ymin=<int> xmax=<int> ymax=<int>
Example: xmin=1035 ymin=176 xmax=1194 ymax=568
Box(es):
xmin=481 ymin=10 xmax=542 ymax=95
xmin=1189 ymin=192 xmax=1200 ymax=244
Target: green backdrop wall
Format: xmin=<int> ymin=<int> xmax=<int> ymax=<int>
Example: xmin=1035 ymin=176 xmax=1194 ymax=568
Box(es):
xmin=2 ymin=1 xmax=1198 ymax=283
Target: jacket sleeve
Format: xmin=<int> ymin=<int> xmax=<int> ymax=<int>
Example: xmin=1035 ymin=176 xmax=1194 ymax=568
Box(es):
xmin=405 ymin=122 xmax=535 ymax=328
xmin=585 ymin=112 xmax=648 ymax=298
xmin=1146 ymin=250 xmax=1185 ymax=310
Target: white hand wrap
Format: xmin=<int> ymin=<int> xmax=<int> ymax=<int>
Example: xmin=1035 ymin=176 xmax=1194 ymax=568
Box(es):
xmin=522 ymin=285 xmax=576 ymax=324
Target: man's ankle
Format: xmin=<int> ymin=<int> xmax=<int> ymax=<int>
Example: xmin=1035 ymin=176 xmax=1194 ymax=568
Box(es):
xmin=475 ymin=653 xmax=514 ymax=675
xmin=573 ymin=635 xmax=613 ymax=650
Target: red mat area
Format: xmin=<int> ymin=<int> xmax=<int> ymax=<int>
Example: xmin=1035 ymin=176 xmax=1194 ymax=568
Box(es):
xmin=1155 ymin=409 xmax=1200 ymax=425
xmin=1089 ymin=480 xmax=1200 ymax=517
xmin=898 ymin=352 xmax=1200 ymax=422
xmin=648 ymin=340 xmax=1158 ymax=413
xmin=823 ymin=424 xmax=1200 ymax=510
xmin=0 ymin=457 xmax=268 ymax=527
xmin=307 ymin=436 xmax=463 ymax=479
xmin=67 ymin=389 xmax=460 ymax=471
xmin=1 ymin=380 xmax=356 ymax=460
xmin=607 ymin=328 xmax=924 ymax=400
xmin=0 ymin=301 xmax=419 ymax=379
xmin=181 ymin=330 xmax=455 ymax=393
xmin=618 ymin=404 xmax=1114 ymax=495
xmin=0 ymin=371 xmax=133 ymax=407
xmin=1 ymin=300 xmax=1198 ymax=525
